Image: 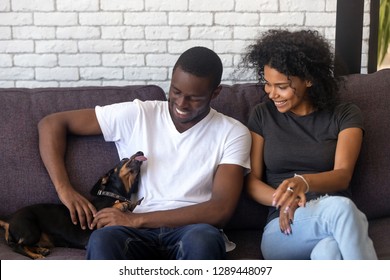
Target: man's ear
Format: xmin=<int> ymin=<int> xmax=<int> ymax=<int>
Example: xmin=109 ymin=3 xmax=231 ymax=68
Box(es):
xmin=211 ymin=85 xmax=222 ymax=100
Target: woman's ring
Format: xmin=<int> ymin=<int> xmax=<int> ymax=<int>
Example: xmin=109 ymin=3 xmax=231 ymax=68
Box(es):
xmin=287 ymin=186 xmax=294 ymax=193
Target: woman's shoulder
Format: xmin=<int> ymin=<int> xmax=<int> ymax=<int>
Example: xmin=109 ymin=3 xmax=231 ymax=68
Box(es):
xmin=334 ymin=102 xmax=362 ymax=115
xmin=332 ymin=102 xmax=364 ymax=129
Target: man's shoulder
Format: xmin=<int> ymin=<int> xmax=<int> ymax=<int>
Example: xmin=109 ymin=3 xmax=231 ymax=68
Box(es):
xmin=211 ymin=109 xmax=250 ymax=133
xmin=133 ymin=99 xmax=166 ymax=106
xmin=131 ymin=99 xmax=167 ymax=112
xmin=212 ymin=109 xmax=244 ymax=124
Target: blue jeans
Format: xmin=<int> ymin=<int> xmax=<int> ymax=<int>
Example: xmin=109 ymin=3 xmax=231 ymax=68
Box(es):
xmin=86 ymin=223 xmax=226 ymax=260
xmin=261 ymin=196 xmax=377 ymax=260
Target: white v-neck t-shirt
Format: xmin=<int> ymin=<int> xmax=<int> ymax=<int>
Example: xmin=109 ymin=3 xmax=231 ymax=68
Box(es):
xmin=95 ymin=99 xmax=251 ymax=213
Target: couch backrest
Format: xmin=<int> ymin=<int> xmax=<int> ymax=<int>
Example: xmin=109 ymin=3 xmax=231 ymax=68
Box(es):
xmin=211 ymin=83 xmax=267 ymax=126
xmin=0 ymin=85 xmax=167 ymax=218
xmin=212 ymin=83 xmax=269 ymax=230
xmin=339 ymin=69 xmax=390 ymax=220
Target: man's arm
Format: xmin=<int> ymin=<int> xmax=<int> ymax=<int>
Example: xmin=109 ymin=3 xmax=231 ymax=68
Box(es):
xmin=38 ymin=109 xmax=102 ymax=229
xmin=91 ymin=163 xmax=245 ymax=229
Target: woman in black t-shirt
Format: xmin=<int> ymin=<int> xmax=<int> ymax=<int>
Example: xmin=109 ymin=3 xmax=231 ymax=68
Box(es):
xmin=243 ymin=29 xmax=377 ymax=260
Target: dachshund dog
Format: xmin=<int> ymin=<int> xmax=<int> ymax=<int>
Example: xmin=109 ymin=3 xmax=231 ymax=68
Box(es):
xmin=0 ymin=151 xmax=147 ymax=259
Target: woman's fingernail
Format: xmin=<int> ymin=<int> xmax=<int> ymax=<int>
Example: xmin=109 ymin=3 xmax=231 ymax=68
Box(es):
xmin=290 ymin=219 xmax=293 ymax=225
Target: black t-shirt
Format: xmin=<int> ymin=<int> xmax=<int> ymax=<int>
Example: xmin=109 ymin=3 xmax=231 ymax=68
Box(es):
xmin=248 ymin=100 xmax=364 ymax=222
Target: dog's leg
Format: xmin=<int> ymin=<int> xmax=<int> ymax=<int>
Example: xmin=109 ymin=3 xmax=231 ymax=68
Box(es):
xmin=0 ymin=220 xmax=42 ymax=259
xmin=113 ymin=201 xmax=131 ymax=212
xmin=34 ymin=233 xmax=53 ymax=257
xmin=15 ymin=234 xmax=52 ymax=259
xmin=5 ymin=227 xmax=52 ymax=259
xmin=22 ymin=246 xmax=48 ymax=259
xmin=129 ymin=197 xmax=144 ymax=212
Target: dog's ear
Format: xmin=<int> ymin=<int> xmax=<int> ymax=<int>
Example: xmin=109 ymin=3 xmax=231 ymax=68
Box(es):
xmin=130 ymin=175 xmax=140 ymax=194
xmin=90 ymin=169 xmax=113 ymax=196
xmin=90 ymin=177 xmax=105 ymax=196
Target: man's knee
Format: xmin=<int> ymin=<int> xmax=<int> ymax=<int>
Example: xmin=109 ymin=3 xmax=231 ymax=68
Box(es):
xmin=88 ymin=227 xmax=112 ymax=248
xmin=178 ymin=224 xmax=225 ymax=259
xmin=87 ymin=226 xmax=135 ymax=259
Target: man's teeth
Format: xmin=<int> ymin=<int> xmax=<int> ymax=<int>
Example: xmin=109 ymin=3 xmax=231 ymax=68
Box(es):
xmin=176 ymin=108 xmax=188 ymax=115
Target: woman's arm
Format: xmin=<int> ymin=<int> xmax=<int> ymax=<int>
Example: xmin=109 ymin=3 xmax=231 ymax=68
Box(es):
xmin=246 ymin=132 xmax=276 ymax=206
xmin=274 ymin=127 xmax=363 ymax=219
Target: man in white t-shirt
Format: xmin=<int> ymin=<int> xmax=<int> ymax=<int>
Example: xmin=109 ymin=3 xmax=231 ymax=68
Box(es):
xmin=38 ymin=47 xmax=251 ymax=259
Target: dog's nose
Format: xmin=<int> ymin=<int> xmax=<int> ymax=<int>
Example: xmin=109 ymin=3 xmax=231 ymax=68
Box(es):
xmin=134 ymin=151 xmax=147 ymax=162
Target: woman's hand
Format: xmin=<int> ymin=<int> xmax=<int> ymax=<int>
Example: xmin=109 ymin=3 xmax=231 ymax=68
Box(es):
xmin=273 ymin=176 xmax=309 ymax=234
xmin=273 ymin=176 xmax=308 ymax=211
xmin=278 ymin=198 xmax=299 ymax=235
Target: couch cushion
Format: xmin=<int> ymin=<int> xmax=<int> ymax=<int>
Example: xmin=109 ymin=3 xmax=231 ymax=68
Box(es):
xmin=338 ymin=69 xmax=390 ymax=220
xmin=0 ymin=85 xmax=166 ymax=218
xmin=368 ymin=217 xmax=390 ymax=259
xmin=225 ymin=229 xmax=263 ymax=259
xmin=0 ymin=229 xmax=86 ymax=259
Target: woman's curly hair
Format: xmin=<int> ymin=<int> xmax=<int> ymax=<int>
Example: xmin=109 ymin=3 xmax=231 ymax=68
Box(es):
xmin=243 ymin=29 xmax=341 ymax=111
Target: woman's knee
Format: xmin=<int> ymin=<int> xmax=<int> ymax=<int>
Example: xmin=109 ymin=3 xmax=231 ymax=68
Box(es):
xmin=321 ymin=196 xmax=364 ymax=219
xmin=311 ymin=237 xmax=342 ymax=260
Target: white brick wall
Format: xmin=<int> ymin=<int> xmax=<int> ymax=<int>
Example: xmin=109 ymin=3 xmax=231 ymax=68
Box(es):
xmin=0 ymin=0 xmax=371 ymax=91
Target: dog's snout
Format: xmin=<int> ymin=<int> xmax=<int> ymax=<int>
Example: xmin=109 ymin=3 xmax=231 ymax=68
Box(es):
xmin=134 ymin=151 xmax=147 ymax=162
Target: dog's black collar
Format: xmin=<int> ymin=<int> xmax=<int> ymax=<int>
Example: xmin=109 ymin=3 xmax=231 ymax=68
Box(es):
xmin=97 ymin=190 xmax=132 ymax=204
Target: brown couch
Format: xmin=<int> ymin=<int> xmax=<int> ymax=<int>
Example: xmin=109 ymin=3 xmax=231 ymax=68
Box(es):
xmin=1 ymin=69 xmax=389 ymax=259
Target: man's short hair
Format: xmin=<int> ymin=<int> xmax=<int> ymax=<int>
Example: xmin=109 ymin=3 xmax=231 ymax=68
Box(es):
xmin=173 ymin=46 xmax=223 ymax=90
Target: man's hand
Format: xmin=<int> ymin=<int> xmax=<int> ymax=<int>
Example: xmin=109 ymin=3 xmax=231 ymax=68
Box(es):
xmin=91 ymin=208 xmax=136 ymax=229
xmin=58 ymin=187 xmax=97 ymax=230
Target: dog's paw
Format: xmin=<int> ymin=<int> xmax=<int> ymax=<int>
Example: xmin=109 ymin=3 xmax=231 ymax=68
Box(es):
xmin=37 ymin=247 xmax=50 ymax=257
xmin=23 ymin=246 xmax=50 ymax=259
xmin=113 ymin=201 xmax=131 ymax=212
